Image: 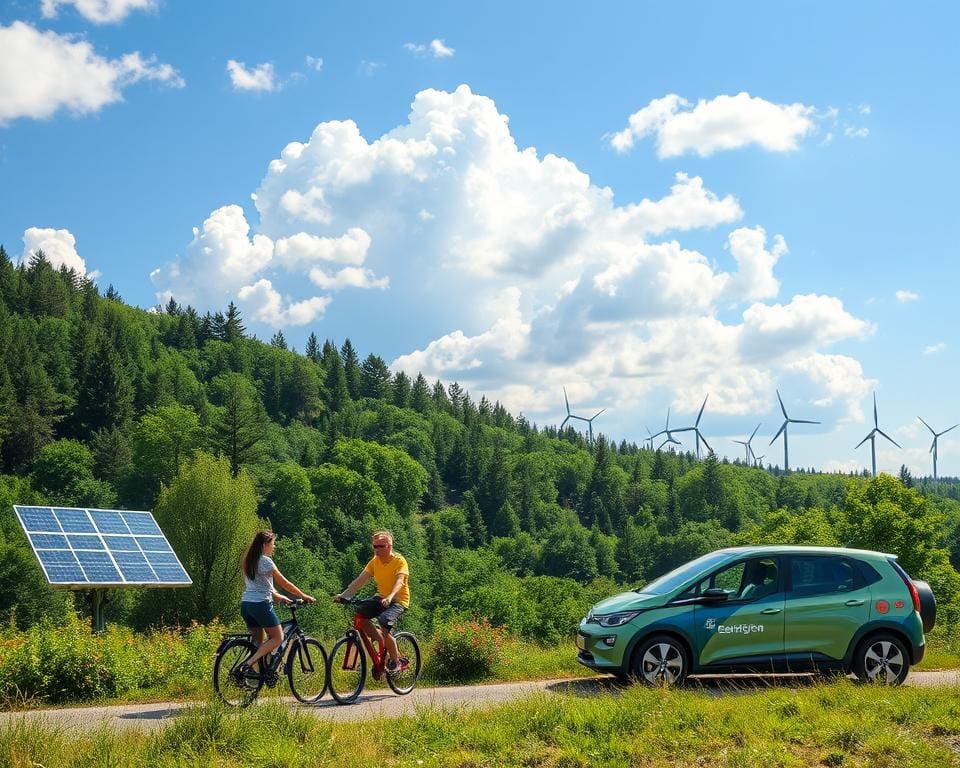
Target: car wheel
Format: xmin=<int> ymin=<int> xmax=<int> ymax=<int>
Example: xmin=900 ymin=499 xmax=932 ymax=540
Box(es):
xmin=853 ymin=634 xmax=909 ymax=685
xmin=631 ymin=634 xmax=689 ymax=686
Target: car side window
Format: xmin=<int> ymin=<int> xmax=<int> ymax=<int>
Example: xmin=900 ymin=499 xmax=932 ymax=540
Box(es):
xmin=790 ymin=556 xmax=863 ymax=597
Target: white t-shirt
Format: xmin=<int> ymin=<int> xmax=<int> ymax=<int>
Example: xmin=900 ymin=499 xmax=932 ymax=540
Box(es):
xmin=241 ymin=555 xmax=275 ymax=602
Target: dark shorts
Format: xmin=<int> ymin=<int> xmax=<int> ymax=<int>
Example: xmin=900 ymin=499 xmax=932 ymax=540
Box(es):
xmin=355 ymin=596 xmax=406 ymax=631
xmin=241 ymin=600 xmax=281 ymax=629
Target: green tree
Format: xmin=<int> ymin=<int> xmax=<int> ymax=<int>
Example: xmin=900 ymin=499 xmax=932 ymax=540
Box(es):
xmin=263 ymin=461 xmax=316 ymax=536
xmin=31 ymin=439 xmax=116 ymax=507
xmin=128 ymin=404 xmax=204 ymax=504
xmin=209 ymin=373 xmax=269 ymax=477
xmin=153 ymin=453 xmax=260 ymax=622
xmin=340 ymin=338 xmax=361 ymax=399
xmin=360 ymin=354 xmax=392 ymax=399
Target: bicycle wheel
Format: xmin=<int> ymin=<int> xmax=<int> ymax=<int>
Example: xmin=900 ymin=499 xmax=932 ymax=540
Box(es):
xmin=387 ymin=631 xmax=422 ymax=695
xmin=213 ymin=637 xmax=264 ymax=707
xmin=327 ymin=634 xmax=367 ymax=704
xmin=287 ymin=636 xmax=328 ymax=703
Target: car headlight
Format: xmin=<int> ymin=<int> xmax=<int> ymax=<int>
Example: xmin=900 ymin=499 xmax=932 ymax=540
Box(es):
xmin=596 ymin=611 xmax=641 ymax=628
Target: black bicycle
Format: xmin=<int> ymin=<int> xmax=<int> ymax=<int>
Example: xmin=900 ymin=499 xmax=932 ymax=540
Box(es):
xmin=213 ymin=599 xmax=328 ymax=707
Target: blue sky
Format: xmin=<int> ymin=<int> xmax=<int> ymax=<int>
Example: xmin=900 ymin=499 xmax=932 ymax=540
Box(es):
xmin=1 ymin=1 xmax=957 ymax=476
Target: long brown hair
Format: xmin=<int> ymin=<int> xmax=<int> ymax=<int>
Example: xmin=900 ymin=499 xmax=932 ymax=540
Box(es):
xmin=243 ymin=531 xmax=276 ymax=580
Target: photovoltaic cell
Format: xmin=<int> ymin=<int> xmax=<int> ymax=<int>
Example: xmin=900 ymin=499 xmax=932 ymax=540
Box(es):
xmin=55 ymin=508 xmax=96 ymax=533
xmin=29 ymin=533 xmax=68 ymax=549
xmin=90 ymin=510 xmax=130 ymax=534
xmin=13 ymin=506 xmax=191 ymax=588
xmin=18 ymin=507 xmax=59 ymax=532
xmin=67 ymin=534 xmax=104 ymax=550
xmin=122 ymin=512 xmax=162 ymax=535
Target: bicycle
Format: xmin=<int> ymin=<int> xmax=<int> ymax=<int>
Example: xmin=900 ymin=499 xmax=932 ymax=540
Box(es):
xmin=327 ymin=596 xmax=422 ymax=704
xmin=213 ymin=599 xmax=328 ymax=707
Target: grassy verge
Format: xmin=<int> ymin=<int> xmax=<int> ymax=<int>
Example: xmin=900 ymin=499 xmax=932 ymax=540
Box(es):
xmin=4 ymin=680 xmax=960 ymax=767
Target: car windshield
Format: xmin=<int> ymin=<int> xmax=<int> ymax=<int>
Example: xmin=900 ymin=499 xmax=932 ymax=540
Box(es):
xmin=636 ymin=551 xmax=733 ymax=595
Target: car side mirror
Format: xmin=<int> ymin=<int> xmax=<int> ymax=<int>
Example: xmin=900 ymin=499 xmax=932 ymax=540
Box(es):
xmin=701 ymin=588 xmax=730 ymax=602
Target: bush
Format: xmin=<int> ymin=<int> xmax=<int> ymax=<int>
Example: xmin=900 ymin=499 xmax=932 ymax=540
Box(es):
xmin=0 ymin=613 xmax=222 ymax=705
xmin=427 ymin=618 xmax=505 ymax=683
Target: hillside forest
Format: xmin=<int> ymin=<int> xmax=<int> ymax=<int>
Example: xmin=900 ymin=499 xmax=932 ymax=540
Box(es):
xmin=2 ymin=248 xmax=960 ymax=644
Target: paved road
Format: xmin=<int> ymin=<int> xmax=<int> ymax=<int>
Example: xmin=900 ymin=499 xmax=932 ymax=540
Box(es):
xmin=3 ymin=670 xmax=959 ymax=733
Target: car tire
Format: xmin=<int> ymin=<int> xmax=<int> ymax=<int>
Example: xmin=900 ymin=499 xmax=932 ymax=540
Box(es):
xmin=631 ymin=634 xmax=689 ymax=687
xmin=852 ymin=633 xmax=910 ymax=685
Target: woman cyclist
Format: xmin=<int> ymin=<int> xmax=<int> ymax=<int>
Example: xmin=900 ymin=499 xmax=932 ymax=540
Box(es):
xmin=235 ymin=530 xmax=315 ymax=680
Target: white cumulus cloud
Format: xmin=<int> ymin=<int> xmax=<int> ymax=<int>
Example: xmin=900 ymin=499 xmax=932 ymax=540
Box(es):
xmin=611 ymin=92 xmax=817 ymax=158
xmin=226 ymin=60 xmax=277 ymax=92
xmin=895 ymin=289 xmax=919 ymax=302
xmin=154 ymin=85 xmax=873 ymax=438
xmin=923 ymin=343 xmax=946 ymax=355
xmin=21 ymin=227 xmax=90 ymax=275
xmin=0 ymin=21 xmax=183 ymax=125
xmin=41 ymin=0 xmax=156 ymax=24
xmin=404 ymin=39 xmax=456 ymax=58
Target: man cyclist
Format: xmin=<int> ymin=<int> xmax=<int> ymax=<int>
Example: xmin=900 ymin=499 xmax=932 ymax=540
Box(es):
xmin=334 ymin=530 xmax=410 ymax=674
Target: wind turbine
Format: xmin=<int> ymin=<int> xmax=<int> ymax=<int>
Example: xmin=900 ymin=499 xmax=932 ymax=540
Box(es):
xmin=769 ymin=389 xmax=821 ymax=473
xmin=732 ymin=423 xmax=762 ymax=464
xmin=674 ymin=396 xmax=711 ymax=459
xmin=918 ymin=417 xmax=959 ymax=481
xmin=651 ymin=409 xmax=683 ymax=451
xmin=559 ymin=387 xmax=605 ymax=445
xmin=753 ymin=454 xmax=766 ymax=468
xmin=855 ymin=392 xmax=901 ymax=477
xmin=643 ymin=425 xmax=656 ymax=451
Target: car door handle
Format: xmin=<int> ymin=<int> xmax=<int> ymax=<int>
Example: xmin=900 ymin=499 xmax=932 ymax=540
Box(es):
xmin=845 ymin=599 xmax=865 ymax=606
xmin=760 ymin=607 xmax=782 ymax=614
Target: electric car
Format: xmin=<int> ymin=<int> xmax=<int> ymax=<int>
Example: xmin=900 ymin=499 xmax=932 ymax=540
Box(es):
xmin=577 ymin=545 xmax=936 ymax=685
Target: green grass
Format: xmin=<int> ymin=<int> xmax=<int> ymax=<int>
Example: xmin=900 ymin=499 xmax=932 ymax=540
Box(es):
xmin=4 ymin=681 xmax=960 ymax=767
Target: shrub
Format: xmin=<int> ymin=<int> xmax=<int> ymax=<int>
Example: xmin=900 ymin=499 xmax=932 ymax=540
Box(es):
xmin=428 ymin=618 xmax=505 ymax=683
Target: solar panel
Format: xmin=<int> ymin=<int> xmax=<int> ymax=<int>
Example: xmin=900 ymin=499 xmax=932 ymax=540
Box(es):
xmin=13 ymin=506 xmax=192 ymax=588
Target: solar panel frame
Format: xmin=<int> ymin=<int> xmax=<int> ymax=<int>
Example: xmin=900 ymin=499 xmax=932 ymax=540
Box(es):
xmin=13 ymin=505 xmax=192 ymax=589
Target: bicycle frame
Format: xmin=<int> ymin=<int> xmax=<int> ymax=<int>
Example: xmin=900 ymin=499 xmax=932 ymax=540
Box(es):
xmin=219 ymin=604 xmax=317 ymax=677
xmin=347 ymin=611 xmax=389 ymax=674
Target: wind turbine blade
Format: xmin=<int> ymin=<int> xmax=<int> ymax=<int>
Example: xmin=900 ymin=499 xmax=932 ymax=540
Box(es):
xmin=560 ymin=416 xmax=570 ymax=429
xmin=570 ymin=415 xmax=588 ymax=423
xmin=930 ymin=439 xmax=936 ymax=454
xmin=698 ymin=432 xmax=712 ymax=452
xmin=790 ymin=419 xmax=821 ymax=425
xmin=855 ymin=434 xmax=872 ymax=449
xmin=666 ymin=408 xmax=671 ymax=430
xmin=650 ymin=430 xmax=666 ymax=439
xmin=942 ymin=424 xmax=960 ymax=436
xmin=696 ymin=395 xmax=708 ymax=427
xmin=917 ymin=416 xmax=935 ymax=435
xmin=563 ymin=387 xmax=571 ymax=415
xmin=749 ymin=423 xmax=761 ymax=441
xmin=873 ymin=392 xmax=878 ymax=428
xmin=591 ymin=408 xmax=606 ymax=420
xmin=732 ymin=440 xmax=747 ymax=446
xmin=770 ymin=422 xmax=787 ymax=445
xmin=877 ymin=429 xmax=901 ymax=448
xmin=776 ymin=389 xmax=788 ymax=419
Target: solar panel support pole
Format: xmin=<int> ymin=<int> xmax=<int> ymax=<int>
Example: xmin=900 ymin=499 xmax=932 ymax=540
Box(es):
xmin=90 ymin=588 xmax=108 ymax=634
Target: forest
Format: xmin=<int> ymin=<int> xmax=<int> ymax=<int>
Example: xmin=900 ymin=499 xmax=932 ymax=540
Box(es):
xmin=2 ymin=247 xmax=960 ymax=645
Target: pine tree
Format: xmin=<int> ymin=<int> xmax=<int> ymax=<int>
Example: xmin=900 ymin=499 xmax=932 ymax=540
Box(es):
xmin=270 ymin=330 xmax=287 ymax=349
xmin=165 ymin=297 xmax=180 ymax=315
xmin=305 ymin=333 xmax=321 ymax=364
xmin=359 ymin=354 xmax=391 ymax=399
xmin=490 ymin=500 xmax=521 ymax=538
xmin=410 ymin=373 xmax=431 ymax=413
xmin=340 ymin=338 xmax=361 ymax=398
xmin=222 ymin=302 xmax=246 ymax=342
xmin=392 ymin=371 xmax=411 ymax=408
xmin=899 ymin=464 xmax=914 ymax=489
xmin=75 ymin=334 xmax=134 ymax=436
xmin=462 ymin=490 xmax=487 ymax=547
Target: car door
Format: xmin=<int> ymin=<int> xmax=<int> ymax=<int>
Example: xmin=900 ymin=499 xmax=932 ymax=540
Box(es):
xmin=693 ymin=557 xmax=785 ymax=668
xmin=783 ymin=555 xmax=871 ymax=661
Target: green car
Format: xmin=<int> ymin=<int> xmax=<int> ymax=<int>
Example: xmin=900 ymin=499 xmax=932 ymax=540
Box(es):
xmin=577 ymin=545 xmax=936 ymax=686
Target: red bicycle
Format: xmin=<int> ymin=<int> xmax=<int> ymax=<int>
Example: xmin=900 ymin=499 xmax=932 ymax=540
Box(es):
xmin=327 ymin=596 xmax=422 ymax=704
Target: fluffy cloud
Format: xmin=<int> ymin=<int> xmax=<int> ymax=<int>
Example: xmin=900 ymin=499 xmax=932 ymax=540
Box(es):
xmin=305 ymin=56 xmax=324 ymax=72
xmin=226 ymin=60 xmax=277 ymax=92
xmin=404 ymin=39 xmax=455 ymax=58
xmin=41 ymin=0 xmax=156 ymax=24
xmin=895 ymin=289 xmax=919 ymax=302
xmin=21 ymin=227 xmax=89 ymax=274
xmin=156 ymin=84 xmax=873 ymax=441
xmin=0 ymin=21 xmax=183 ymax=125
xmin=924 ymin=342 xmax=946 ymax=355
xmin=611 ymin=92 xmax=816 ymax=157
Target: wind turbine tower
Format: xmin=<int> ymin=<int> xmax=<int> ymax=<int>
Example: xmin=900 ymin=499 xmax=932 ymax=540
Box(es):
xmin=675 ymin=396 xmax=711 ymax=459
xmin=769 ymin=389 xmax=821 ymax=473
xmin=732 ymin=424 xmax=761 ymax=464
xmin=855 ymin=393 xmax=901 ymax=477
xmin=918 ymin=417 xmax=958 ymax=482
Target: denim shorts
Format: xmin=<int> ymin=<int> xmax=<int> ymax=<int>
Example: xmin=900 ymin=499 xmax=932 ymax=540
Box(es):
xmin=241 ymin=600 xmax=280 ymax=629
xmin=355 ymin=596 xmax=406 ymax=630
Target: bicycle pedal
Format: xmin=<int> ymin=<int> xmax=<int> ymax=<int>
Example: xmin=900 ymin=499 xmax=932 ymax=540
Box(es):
xmin=264 ymin=672 xmax=279 ymax=688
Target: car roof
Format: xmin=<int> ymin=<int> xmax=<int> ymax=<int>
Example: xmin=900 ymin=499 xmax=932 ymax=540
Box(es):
xmin=713 ymin=545 xmax=896 ymax=561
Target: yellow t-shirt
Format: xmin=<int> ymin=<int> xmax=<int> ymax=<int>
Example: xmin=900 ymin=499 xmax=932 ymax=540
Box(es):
xmin=364 ymin=553 xmax=410 ymax=608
